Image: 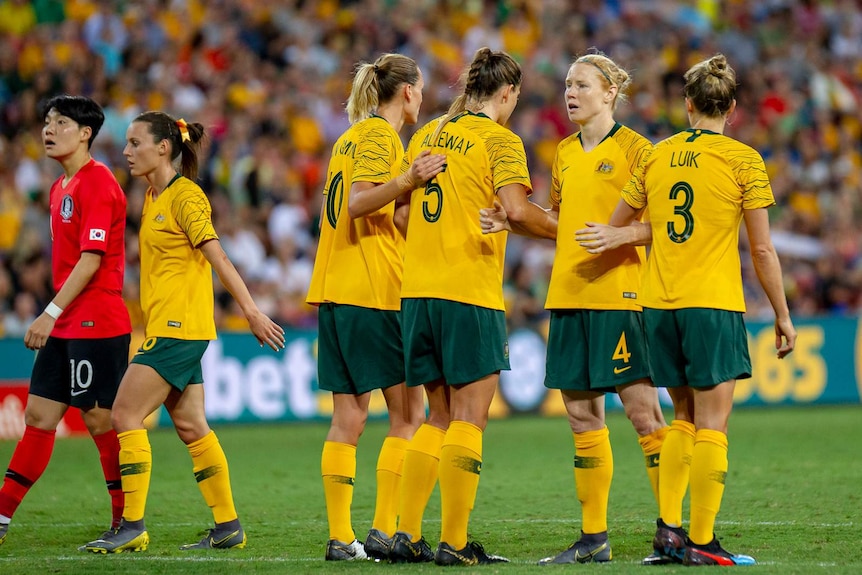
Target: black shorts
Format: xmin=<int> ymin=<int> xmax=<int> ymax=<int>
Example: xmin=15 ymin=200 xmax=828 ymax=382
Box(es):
xmin=29 ymin=334 xmax=131 ymax=409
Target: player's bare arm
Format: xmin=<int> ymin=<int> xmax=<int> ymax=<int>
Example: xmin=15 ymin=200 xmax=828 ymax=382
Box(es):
xmin=199 ymin=239 xmax=286 ymax=352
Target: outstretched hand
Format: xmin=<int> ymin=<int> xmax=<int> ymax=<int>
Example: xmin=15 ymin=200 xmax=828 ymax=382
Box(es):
xmin=480 ymin=200 xmax=510 ymax=234
xmin=247 ymin=309 xmax=286 ymax=351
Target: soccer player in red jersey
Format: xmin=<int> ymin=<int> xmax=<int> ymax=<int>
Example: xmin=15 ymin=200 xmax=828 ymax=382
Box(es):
xmin=0 ymin=95 xmax=131 ymax=548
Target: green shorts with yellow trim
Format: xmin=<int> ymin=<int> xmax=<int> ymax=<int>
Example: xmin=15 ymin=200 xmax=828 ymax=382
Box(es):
xmin=401 ymin=298 xmax=509 ymax=387
xmin=317 ymin=303 xmax=405 ymax=394
xmin=545 ymin=309 xmax=649 ymax=392
xmin=643 ymin=307 xmax=751 ymax=388
xmin=131 ymin=337 xmax=209 ymax=392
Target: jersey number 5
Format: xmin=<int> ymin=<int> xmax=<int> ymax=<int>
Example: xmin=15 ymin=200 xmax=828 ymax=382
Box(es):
xmin=422 ymin=181 xmax=443 ymax=223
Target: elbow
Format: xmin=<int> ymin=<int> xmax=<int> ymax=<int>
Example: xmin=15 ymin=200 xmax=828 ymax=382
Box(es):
xmin=393 ymin=213 xmax=407 ymax=236
xmin=506 ymin=203 xmax=528 ymax=226
xmin=750 ymin=243 xmax=777 ymax=266
xmin=346 ymin=199 xmax=363 ymax=220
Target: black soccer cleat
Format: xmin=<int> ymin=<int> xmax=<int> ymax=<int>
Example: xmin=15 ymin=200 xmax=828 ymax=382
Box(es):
xmin=388 ymin=531 xmax=434 ymax=563
xmin=435 ymin=541 xmax=509 ymax=566
xmin=538 ymin=531 xmax=612 ymax=564
xmin=325 ymin=538 xmax=368 ymax=561
xmin=363 ymin=528 xmax=392 ymax=561
xmin=642 ymin=518 xmax=687 ymax=565
xmin=683 ymin=536 xmax=756 ymax=566
xmin=80 ymin=520 xmax=149 ymax=553
xmin=179 ymin=524 xmax=247 ymax=550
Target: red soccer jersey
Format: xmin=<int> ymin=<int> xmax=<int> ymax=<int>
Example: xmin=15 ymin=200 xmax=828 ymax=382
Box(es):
xmin=49 ymin=158 xmax=131 ymax=338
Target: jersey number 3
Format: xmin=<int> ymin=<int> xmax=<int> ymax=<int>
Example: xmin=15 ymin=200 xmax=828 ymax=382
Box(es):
xmin=667 ymin=181 xmax=694 ymax=243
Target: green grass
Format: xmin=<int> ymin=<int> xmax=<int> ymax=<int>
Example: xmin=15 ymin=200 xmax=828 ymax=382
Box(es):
xmin=0 ymin=405 xmax=860 ymax=574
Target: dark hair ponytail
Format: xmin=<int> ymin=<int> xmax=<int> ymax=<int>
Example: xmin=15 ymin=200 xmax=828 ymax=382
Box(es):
xmin=133 ymin=111 xmax=206 ymax=180
xmin=432 ymin=47 xmax=521 ymax=143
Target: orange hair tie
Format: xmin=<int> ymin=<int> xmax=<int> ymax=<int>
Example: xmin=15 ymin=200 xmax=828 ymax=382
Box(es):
xmin=176 ymin=118 xmax=191 ymax=142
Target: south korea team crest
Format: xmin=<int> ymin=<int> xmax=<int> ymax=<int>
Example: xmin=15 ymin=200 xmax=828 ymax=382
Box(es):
xmin=60 ymin=194 xmax=74 ymax=221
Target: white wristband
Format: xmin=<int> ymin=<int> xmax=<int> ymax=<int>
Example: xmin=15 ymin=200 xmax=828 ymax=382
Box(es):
xmin=45 ymin=301 xmax=64 ymax=319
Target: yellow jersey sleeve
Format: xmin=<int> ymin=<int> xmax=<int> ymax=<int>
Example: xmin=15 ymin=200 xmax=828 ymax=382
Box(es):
xmin=353 ymin=116 xmax=401 ymax=184
xmin=727 ymin=143 xmax=776 ymax=210
xmin=171 ymin=184 xmax=218 ymax=247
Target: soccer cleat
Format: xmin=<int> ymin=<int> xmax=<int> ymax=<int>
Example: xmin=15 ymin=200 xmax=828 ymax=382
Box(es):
xmin=363 ymin=528 xmax=392 ymax=561
xmin=642 ymin=518 xmax=687 ymax=565
xmin=179 ymin=525 xmax=247 ymax=550
xmin=0 ymin=522 xmax=8 ymax=546
xmin=388 ymin=531 xmax=434 ymax=563
xmin=81 ymin=521 xmax=149 ymax=553
xmin=538 ymin=531 xmax=612 ymax=565
xmin=683 ymin=536 xmax=756 ymax=566
xmin=435 ymin=541 xmax=509 ymax=566
xmin=325 ymin=538 xmax=368 ymax=561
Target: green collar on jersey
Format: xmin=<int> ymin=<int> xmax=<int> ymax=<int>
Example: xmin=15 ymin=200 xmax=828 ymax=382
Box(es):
xmin=577 ymin=122 xmax=622 ymax=146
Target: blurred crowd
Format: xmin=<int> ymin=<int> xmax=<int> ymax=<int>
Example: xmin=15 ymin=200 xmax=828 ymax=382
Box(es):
xmin=0 ymin=0 xmax=860 ymax=338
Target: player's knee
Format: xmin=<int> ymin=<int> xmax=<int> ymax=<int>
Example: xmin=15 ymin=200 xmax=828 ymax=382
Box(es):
xmin=110 ymin=408 xmax=131 ymax=432
xmin=626 ymin=408 xmax=664 ymax=436
xmin=81 ymin=408 xmax=113 ymax=436
xmin=173 ymin=418 xmax=210 ymax=444
xmin=22 ymin=408 xmax=61 ymax=430
xmin=329 ymin=415 xmax=366 ymax=444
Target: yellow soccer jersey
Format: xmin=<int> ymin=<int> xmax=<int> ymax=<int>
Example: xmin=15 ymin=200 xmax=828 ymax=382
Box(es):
xmin=545 ymin=123 xmax=651 ymax=311
xmin=306 ymin=116 xmax=405 ymax=310
xmin=400 ymin=112 xmax=532 ymax=311
xmin=621 ymin=129 xmax=776 ymax=311
xmin=139 ymin=175 xmax=219 ymax=340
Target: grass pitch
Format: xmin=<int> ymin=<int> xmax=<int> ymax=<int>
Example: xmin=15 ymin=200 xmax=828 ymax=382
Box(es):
xmin=0 ymin=404 xmax=859 ymax=574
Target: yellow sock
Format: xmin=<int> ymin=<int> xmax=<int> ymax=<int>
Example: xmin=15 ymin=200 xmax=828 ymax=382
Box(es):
xmin=187 ymin=431 xmax=238 ymax=524
xmin=638 ymin=425 xmax=669 ymax=512
xmin=574 ymin=427 xmax=613 ymax=534
xmin=397 ymin=424 xmax=445 ymax=542
xmin=659 ymin=419 xmax=695 ymax=526
xmin=689 ymin=429 xmax=728 ymax=545
xmin=321 ymin=441 xmax=357 ymax=543
xmin=438 ymin=421 xmax=482 ymax=550
xmin=118 ymin=429 xmax=152 ymax=523
xmin=371 ymin=436 xmax=408 ymax=537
